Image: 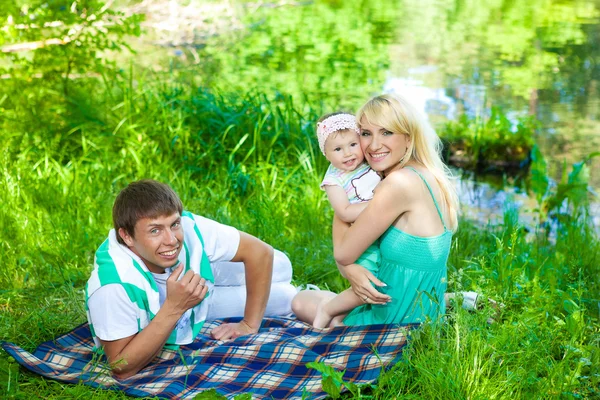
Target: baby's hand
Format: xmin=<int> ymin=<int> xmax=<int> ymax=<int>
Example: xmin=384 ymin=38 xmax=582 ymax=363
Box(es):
xmin=351 ymin=168 xmax=381 ymax=202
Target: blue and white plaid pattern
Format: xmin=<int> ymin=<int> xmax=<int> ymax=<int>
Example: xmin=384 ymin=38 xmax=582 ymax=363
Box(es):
xmin=2 ymin=318 xmax=413 ymax=399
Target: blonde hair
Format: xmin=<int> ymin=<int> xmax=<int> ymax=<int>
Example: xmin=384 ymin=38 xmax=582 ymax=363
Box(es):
xmin=357 ymin=94 xmax=459 ymax=231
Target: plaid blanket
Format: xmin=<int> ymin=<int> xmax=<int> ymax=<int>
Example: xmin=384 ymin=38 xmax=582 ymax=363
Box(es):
xmin=2 ymin=317 xmax=412 ymax=399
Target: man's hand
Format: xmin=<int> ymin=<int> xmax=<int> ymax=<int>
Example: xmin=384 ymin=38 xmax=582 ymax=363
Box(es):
xmin=211 ymin=320 xmax=258 ymax=341
xmin=100 ymin=264 xmax=209 ymax=379
xmin=163 ymin=264 xmax=208 ymax=315
xmin=344 ymin=263 xmax=391 ymax=305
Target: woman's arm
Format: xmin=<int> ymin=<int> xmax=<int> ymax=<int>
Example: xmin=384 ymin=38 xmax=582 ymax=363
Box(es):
xmin=332 ymin=216 xmax=390 ymax=304
xmin=324 ymin=185 xmax=368 ymax=223
xmin=333 ymin=172 xmax=411 ymax=265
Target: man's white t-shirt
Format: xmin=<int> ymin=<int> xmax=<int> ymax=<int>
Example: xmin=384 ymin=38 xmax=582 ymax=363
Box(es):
xmin=87 ymin=215 xmax=240 ymax=343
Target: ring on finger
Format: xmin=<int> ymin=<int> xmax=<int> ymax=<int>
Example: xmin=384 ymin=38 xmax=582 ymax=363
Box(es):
xmin=363 ymin=295 xmax=368 ymax=302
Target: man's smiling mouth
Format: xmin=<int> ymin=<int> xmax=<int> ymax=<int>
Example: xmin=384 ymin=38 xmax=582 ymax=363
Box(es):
xmin=159 ymin=248 xmax=178 ymax=256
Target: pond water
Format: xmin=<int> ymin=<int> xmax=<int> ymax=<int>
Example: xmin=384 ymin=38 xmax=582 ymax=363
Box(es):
xmin=132 ymin=0 xmax=600 ymax=228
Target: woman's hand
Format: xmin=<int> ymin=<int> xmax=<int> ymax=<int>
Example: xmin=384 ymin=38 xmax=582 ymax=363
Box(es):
xmin=342 ymin=263 xmax=391 ymax=305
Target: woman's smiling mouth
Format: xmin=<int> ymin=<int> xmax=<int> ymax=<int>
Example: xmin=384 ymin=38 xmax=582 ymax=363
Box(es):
xmin=369 ymin=152 xmax=388 ymax=160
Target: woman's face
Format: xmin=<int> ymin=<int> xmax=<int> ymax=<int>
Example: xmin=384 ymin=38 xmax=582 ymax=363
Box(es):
xmin=359 ymin=118 xmax=410 ymax=175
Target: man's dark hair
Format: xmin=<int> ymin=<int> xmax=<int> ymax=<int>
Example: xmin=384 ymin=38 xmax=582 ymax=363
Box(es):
xmin=113 ymin=180 xmax=184 ymax=245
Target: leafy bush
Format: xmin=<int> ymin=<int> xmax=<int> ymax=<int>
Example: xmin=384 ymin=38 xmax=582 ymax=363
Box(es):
xmin=0 ymin=0 xmax=143 ymax=157
xmin=440 ymin=107 xmax=538 ymax=171
xmin=528 ymin=144 xmax=600 ymax=226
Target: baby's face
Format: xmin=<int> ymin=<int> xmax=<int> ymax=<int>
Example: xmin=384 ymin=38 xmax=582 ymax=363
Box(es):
xmin=324 ymin=130 xmax=365 ymax=172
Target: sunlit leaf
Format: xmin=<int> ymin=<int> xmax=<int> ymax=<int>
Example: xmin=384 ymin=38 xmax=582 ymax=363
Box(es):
xmin=528 ymin=145 xmax=549 ymax=202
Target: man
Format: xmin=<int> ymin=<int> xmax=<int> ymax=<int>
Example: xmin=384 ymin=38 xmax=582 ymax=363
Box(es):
xmin=85 ymin=180 xmax=296 ymax=379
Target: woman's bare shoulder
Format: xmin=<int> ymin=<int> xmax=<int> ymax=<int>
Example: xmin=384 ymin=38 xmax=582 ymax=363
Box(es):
xmin=380 ymin=168 xmax=420 ymax=190
xmin=373 ymin=170 xmax=419 ymax=205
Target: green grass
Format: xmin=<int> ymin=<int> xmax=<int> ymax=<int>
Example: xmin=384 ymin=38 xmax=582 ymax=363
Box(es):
xmin=0 ymin=72 xmax=599 ymax=399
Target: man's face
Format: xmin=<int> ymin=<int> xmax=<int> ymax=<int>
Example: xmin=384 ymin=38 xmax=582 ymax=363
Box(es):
xmin=119 ymin=212 xmax=183 ymax=273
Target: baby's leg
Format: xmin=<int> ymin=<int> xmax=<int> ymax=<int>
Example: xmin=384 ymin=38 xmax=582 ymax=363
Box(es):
xmin=291 ymin=289 xmax=336 ymax=325
xmin=328 ymin=314 xmax=346 ymax=328
xmin=313 ymin=288 xmax=363 ymax=329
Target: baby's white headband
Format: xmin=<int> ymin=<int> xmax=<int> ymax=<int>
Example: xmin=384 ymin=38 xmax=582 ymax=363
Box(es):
xmin=316 ymin=113 xmax=360 ymax=155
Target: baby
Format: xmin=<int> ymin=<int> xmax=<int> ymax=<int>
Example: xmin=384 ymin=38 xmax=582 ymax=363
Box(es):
xmin=314 ymin=112 xmax=381 ymax=328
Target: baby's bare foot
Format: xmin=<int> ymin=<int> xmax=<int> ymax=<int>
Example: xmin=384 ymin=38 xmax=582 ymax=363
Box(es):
xmin=313 ymin=300 xmax=333 ymax=329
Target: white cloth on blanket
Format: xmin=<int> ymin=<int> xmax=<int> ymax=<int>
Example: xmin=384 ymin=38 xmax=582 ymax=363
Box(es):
xmin=206 ymin=282 xmax=296 ymax=320
xmin=212 ymin=249 xmax=292 ymax=286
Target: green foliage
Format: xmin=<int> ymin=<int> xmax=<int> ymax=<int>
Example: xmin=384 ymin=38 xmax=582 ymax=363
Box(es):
xmin=529 ymin=145 xmax=550 ymax=204
xmin=193 ymin=388 xmax=226 ymax=399
xmin=0 ymin=0 xmax=143 ymax=158
xmin=379 ymin=301 xmax=600 ymax=398
xmin=1 ymin=0 xmax=142 ymax=86
xmin=528 ymin=144 xmax=600 ymax=224
xmin=306 ymin=361 xmax=358 ymax=399
xmin=440 ymin=107 xmax=538 ymax=170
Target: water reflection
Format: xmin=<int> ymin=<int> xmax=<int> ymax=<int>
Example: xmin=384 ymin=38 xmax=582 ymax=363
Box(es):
xmin=383 ymin=75 xmax=598 ymax=231
xmin=456 ymin=169 xmax=600 ymax=234
xmin=135 ymin=0 xmax=600 ymax=225
xmin=383 ymin=77 xmax=457 ymax=120
xmin=455 ymin=170 xmax=531 ymax=226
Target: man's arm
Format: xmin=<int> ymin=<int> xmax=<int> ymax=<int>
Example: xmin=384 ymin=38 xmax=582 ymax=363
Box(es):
xmin=210 ymin=231 xmax=273 ymax=340
xmin=100 ymin=264 xmax=208 ymax=379
xmin=324 ymin=185 xmax=368 ymax=223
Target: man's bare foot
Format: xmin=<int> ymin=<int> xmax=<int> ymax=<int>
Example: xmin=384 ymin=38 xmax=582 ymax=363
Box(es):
xmin=313 ymin=299 xmax=334 ymax=329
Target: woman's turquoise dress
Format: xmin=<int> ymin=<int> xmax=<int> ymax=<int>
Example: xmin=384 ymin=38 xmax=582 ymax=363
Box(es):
xmin=343 ymin=167 xmax=452 ymax=325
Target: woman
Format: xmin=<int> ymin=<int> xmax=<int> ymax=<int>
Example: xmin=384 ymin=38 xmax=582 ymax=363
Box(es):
xmin=292 ymin=93 xmax=459 ymax=326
